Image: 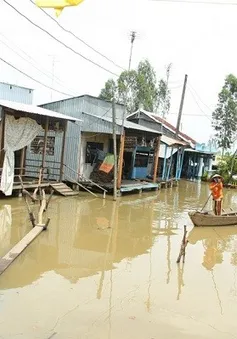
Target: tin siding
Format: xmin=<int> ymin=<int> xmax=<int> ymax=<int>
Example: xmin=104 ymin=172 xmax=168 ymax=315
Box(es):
xmin=25 ymin=122 xmax=80 ymax=181
xmin=0 ymin=83 xmax=33 ymax=104
xmin=25 ymin=96 xmax=123 ymax=180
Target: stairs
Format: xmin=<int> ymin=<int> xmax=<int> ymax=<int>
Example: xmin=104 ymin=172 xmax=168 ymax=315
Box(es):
xmin=50 ymin=182 xmax=79 ymax=197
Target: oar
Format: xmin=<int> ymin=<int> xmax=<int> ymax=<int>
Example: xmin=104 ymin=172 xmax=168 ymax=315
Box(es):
xmin=200 ymin=193 xmax=212 ymax=212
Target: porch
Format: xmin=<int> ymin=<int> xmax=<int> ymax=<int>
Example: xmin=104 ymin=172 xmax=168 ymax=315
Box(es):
xmin=0 ymin=100 xmax=81 ymax=197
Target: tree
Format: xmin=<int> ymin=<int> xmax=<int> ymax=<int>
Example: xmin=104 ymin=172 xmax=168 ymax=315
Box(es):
xmin=98 ymin=79 xmax=117 ymax=102
xmin=117 ymin=69 xmax=138 ymax=113
xmin=212 ymin=74 xmax=237 ymax=155
xmin=99 ymin=59 xmax=171 ymax=114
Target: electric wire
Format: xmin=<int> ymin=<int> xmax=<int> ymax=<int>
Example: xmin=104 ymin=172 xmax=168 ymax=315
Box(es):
xmin=29 ymin=0 xmax=125 ymax=71
xmin=3 ymin=0 xmax=120 ymax=77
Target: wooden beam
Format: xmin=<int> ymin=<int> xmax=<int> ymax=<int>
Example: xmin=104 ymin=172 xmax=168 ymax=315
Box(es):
xmin=0 ymin=225 xmax=46 ymax=276
xmin=166 ymin=147 xmax=174 ymax=181
xmin=117 ymin=132 xmax=125 ymax=189
xmin=19 ymin=147 xmax=26 ymax=176
xmin=153 ymin=136 xmax=161 ymax=183
xmin=60 ymin=121 xmax=67 ymax=182
xmin=42 ymin=117 xmax=49 ymax=170
xmin=162 ymin=144 xmax=168 ymax=180
xmin=0 ymin=110 xmax=6 ymax=168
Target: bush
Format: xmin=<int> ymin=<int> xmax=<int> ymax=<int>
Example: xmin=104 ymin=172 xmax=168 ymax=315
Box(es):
xmin=201 ymin=171 xmax=208 ymax=182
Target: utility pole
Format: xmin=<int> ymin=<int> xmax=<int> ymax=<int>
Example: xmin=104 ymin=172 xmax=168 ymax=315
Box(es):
xmin=163 ymin=63 xmax=172 ymax=118
xmin=112 ymin=98 xmax=117 ymax=201
xmin=128 ymin=31 xmax=136 ymax=71
xmin=117 ymin=31 xmax=137 ymax=191
xmin=175 ymin=74 xmax=188 ymax=137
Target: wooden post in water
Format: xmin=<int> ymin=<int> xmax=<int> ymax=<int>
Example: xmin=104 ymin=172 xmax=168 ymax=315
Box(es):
xmin=176 ymin=225 xmax=189 ymax=264
xmin=153 ymin=135 xmax=161 ymax=183
xmin=112 ymin=98 xmax=117 ymax=201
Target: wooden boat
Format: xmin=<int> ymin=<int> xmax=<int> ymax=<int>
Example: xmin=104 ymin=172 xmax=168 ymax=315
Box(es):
xmin=188 ymin=209 xmax=237 ymax=227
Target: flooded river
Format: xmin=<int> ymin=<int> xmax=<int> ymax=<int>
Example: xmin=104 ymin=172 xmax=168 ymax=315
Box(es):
xmin=1 ymin=180 xmax=237 ymax=339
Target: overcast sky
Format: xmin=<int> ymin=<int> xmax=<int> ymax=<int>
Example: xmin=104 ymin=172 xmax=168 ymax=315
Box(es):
xmin=0 ymin=0 xmax=236 ymax=143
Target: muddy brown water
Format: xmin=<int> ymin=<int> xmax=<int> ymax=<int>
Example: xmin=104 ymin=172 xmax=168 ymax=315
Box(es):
xmin=1 ymin=180 xmax=237 ymax=339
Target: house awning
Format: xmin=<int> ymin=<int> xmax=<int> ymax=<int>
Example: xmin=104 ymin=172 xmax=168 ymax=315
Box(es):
xmin=0 ymin=100 xmax=82 ymax=123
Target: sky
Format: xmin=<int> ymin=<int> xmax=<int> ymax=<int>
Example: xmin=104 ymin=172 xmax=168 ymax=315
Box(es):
xmin=0 ymin=0 xmax=237 ymax=143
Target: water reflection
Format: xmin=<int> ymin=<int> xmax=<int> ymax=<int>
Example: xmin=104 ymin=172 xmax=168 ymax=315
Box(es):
xmin=0 ymin=195 xmax=159 ymax=290
xmin=188 ymin=227 xmax=237 ymax=270
xmin=1 ymin=182 xmax=237 ymax=338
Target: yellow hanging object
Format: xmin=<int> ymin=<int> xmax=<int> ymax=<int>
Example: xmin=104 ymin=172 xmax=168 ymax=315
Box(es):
xmin=36 ymin=0 xmax=84 ymax=16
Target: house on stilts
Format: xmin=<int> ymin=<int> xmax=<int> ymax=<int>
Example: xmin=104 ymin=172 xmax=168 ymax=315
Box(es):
xmin=31 ymin=95 xmax=163 ymax=195
xmin=127 ymin=108 xmax=217 ymax=182
xmin=0 ymin=99 xmax=82 ymax=197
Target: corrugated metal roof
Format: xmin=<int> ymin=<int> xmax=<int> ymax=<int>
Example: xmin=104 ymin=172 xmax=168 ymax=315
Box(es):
xmin=128 ymin=109 xmax=196 ymax=145
xmin=0 ymin=99 xmax=82 ymax=123
xmin=161 ymin=135 xmax=188 ymax=146
xmin=82 ymin=111 xmax=161 ymax=135
xmin=184 ymin=148 xmax=214 ymax=155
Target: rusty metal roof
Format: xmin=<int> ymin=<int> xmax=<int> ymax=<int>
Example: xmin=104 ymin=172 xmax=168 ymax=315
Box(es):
xmin=0 ymin=99 xmax=82 ymax=123
xmin=161 ymin=135 xmax=188 ymax=146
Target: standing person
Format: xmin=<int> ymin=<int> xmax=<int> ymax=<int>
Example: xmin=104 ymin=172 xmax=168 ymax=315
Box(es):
xmin=209 ymin=174 xmax=224 ymax=216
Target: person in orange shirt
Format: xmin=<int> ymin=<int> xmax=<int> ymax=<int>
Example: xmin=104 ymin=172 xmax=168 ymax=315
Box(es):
xmin=209 ymin=174 xmax=223 ymax=216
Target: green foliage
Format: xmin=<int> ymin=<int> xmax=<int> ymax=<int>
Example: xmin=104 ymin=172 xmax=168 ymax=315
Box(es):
xmin=98 ymin=79 xmax=117 ymax=102
xmin=216 ymin=153 xmax=237 ymax=183
xmin=212 ymin=74 xmax=237 ymax=153
xmin=201 ymin=171 xmax=208 ymax=182
xmin=99 ymin=59 xmax=170 ymax=114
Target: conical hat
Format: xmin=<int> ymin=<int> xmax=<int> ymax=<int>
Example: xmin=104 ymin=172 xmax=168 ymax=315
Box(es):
xmin=211 ymin=174 xmax=222 ymax=179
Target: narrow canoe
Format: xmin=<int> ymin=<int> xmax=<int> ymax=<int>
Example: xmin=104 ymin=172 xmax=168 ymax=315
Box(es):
xmin=188 ymin=210 xmax=237 ymax=227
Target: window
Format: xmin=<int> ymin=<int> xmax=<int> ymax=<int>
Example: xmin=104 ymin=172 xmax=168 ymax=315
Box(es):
xmin=85 ymin=142 xmax=103 ymax=164
xmin=30 ymin=136 xmax=55 ymax=156
xmin=134 ymin=152 xmax=149 ymax=168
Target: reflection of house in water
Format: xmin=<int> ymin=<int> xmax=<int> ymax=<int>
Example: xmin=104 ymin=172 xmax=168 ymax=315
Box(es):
xmin=0 ymin=196 xmax=159 ymax=290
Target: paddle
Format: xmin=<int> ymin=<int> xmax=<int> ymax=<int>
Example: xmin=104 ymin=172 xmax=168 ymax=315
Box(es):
xmin=200 ymin=193 xmax=212 ymax=212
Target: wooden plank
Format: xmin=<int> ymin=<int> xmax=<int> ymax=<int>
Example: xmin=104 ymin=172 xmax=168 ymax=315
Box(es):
xmin=0 ymin=225 xmax=45 ymax=276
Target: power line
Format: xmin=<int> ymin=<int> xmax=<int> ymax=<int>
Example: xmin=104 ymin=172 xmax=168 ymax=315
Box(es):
xmin=187 ymin=87 xmax=212 ymax=121
xmin=0 ymin=36 xmax=78 ymax=96
xmin=151 ymin=0 xmax=237 ymax=5
xmin=187 ymin=83 xmax=213 ymax=112
xmin=0 ymin=32 xmax=70 ymax=87
xmin=29 ymin=0 xmax=125 ymax=72
xmin=0 ymin=56 xmax=73 ymax=97
xmin=3 ymin=0 xmax=120 ymax=77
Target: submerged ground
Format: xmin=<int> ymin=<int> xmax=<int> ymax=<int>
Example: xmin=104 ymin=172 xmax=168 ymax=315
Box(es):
xmin=1 ymin=180 xmax=237 ymax=339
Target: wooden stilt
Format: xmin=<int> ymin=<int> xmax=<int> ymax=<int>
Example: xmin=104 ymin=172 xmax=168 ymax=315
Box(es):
xmin=153 ymin=135 xmax=161 ymax=183
xmin=60 ymin=121 xmax=67 ymax=182
xmin=117 ymin=133 xmax=125 ymax=189
xmin=176 ymin=225 xmax=189 ymax=263
xmin=42 ymin=117 xmax=49 ymax=175
xmin=19 ymin=147 xmax=26 ymax=176
xmin=0 ymin=110 xmax=6 ymax=168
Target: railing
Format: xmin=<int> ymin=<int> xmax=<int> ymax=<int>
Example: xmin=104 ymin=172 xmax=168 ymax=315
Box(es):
xmin=25 ymin=158 xmax=61 ymax=181
xmin=64 ymin=164 xmax=107 ymax=199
